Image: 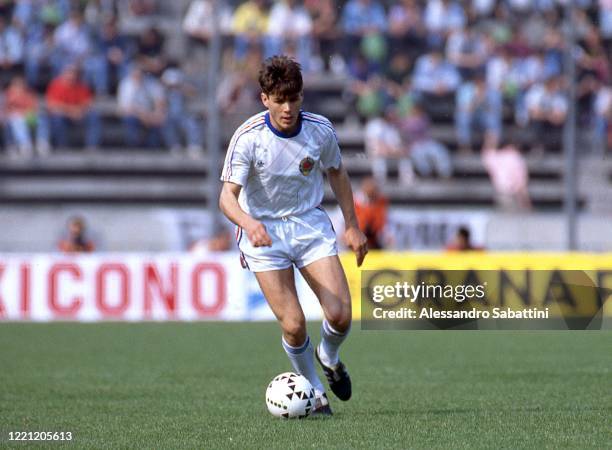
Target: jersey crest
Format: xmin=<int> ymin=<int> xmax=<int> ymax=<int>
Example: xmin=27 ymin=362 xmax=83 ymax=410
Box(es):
xmin=299 ymin=156 xmax=315 ymax=176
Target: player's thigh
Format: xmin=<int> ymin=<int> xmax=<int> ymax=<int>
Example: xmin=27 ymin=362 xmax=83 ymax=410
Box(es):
xmin=254 ymin=266 xmax=305 ymax=328
xmin=298 ymin=255 xmax=351 ymax=324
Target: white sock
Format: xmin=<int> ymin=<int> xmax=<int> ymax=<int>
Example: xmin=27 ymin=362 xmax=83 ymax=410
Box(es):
xmin=281 ymin=335 xmax=325 ymax=394
xmin=318 ymin=320 xmax=350 ymax=367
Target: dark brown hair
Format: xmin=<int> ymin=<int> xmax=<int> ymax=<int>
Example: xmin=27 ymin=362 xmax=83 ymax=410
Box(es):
xmin=258 ymin=55 xmax=303 ymax=98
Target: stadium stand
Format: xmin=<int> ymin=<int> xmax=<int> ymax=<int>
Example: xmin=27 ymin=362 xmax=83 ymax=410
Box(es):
xmin=0 ymin=0 xmax=610 ymax=249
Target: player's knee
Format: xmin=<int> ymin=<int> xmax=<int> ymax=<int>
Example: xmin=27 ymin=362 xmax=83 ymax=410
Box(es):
xmin=281 ymin=316 xmax=307 ymax=345
xmin=326 ymin=302 xmax=351 ymax=332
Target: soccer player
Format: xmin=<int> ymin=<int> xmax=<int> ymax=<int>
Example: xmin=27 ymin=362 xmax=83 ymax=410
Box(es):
xmin=219 ymin=56 xmax=368 ymax=416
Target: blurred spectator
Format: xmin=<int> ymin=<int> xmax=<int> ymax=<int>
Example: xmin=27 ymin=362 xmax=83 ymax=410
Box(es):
xmin=58 ymin=216 xmax=95 ymax=253
xmin=525 ymin=75 xmax=568 ymax=153
xmin=3 ymin=75 xmax=50 ymax=157
xmin=600 ymin=0 xmax=612 ymax=48
xmin=0 ymin=14 xmax=24 ymax=81
xmin=266 ymin=0 xmax=313 ymax=69
xmin=46 ymin=65 xmax=101 ymax=149
xmin=304 ymin=0 xmax=339 ymax=72
xmin=445 ymin=226 xmax=482 ymax=251
xmin=455 ymin=71 xmax=502 ymax=152
xmin=53 ymin=8 xmax=103 ymax=92
xmin=399 ymin=104 xmax=452 ymax=178
xmin=385 ymin=53 xmax=412 ymax=97
xmin=354 ymin=177 xmax=388 ymax=250
xmin=123 ymin=0 xmax=158 ymax=17
xmin=136 ymin=26 xmax=165 ymax=75
xmin=576 ymin=26 xmax=610 ymax=123
xmin=161 ymin=67 xmax=203 ymax=155
xmin=482 ymin=142 xmax=531 ymax=210
xmin=117 ymin=65 xmax=166 ymax=148
xmin=364 ymin=105 xmax=413 ymax=186
xmin=353 ymin=74 xmax=392 ymax=120
xmin=23 ymin=23 xmax=57 ymax=90
xmin=340 ymin=0 xmax=387 ymax=61
xmin=387 ymin=0 xmax=425 ymax=60
xmin=95 ymin=17 xmax=135 ymax=95
xmin=231 ymin=0 xmax=269 ymax=61
xmin=594 ymin=84 xmax=612 ymax=152
xmin=446 ymin=26 xmax=490 ymax=79
xmin=183 ymin=0 xmax=233 ymax=59
xmin=217 ymin=49 xmax=260 ymax=115
xmin=411 ymin=48 xmax=460 ymax=102
xmin=84 ymin=0 xmax=118 ymax=26
xmin=486 ymin=45 xmax=523 ymax=124
xmin=423 ymin=0 xmax=466 ymax=48
xmin=189 ymin=226 xmax=232 ymax=252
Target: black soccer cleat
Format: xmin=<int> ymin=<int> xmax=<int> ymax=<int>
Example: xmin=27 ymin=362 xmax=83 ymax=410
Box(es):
xmin=310 ymin=392 xmax=333 ymax=417
xmin=315 ymin=345 xmax=352 ymax=401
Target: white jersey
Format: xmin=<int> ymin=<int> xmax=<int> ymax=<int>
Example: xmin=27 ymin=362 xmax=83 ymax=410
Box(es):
xmin=220 ymin=111 xmax=342 ymax=219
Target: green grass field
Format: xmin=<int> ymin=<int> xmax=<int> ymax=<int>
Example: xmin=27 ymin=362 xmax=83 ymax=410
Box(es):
xmin=0 ymin=323 xmax=610 ymax=449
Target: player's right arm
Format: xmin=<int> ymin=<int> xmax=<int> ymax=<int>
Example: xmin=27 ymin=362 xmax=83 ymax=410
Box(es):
xmin=219 ymin=182 xmax=272 ymax=247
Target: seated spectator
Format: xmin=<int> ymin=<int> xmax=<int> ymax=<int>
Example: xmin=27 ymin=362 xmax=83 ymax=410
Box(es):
xmin=594 ymin=84 xmax=612 ymax=152
xmin=399 ymin=104 xmax=452 ymax=178
xmin=58 ymin=216 xmax=95 ymax=253
xmin=423 ymin=0 xmax=466 ymax=48
xmin=304 ymin=0 xmax=339 ymax=72
xmin=53 ymin=8 xmax=103 ymax=93
xmin=125 ymin=0 xmax=158 ymax=17
xmin=364 ymin=105 xmax=413 ymax=186
xmin=3 ymin=75 xmax=50 ymax=157
xmin=231 ymin=0 xmax=269 ymax=61
xmin=46 ymin=65 xmax=101 ymax=150
xmin=486 ymin=45 xmax=524 ymax=124
xmin=482 ymin=142 xmax=531 ymax=210
xmin=136 ymin=26 xmax=166 ymax=75
xmin=183 ymin=0 xmax=233 ymax=51
xmin=411 ymin=48 xmax=460 ymax=102
xmin=353 ymin=74 xmax=392 ymax=121
xmin=354 ymin=177 xmax=388 ymax=250
xmin=23 ymin=23 xmax=57 ymax=90
xmin=600 ymin=0 xmax=612 ymax=50
xmin=161 ymin=67 xmax=203 ymax=155
xmin=340 ymin=0 xmax=387 ymax=61
xmin=446 ymin=26 xmax=490 ymax=79
xmin=387 ymin=0 xmax=425 ymax=60
xmin=445 ymin=226 xmax=483 ymax=251
xmin=117 ymin=65 xmax=167 ymax=148
xmin=385 ymin=53 xmax=413 ymax=98
xmin=217 ymin=49 xmax=261 ymax=115
xmin=266 ymin=0 xmax=313 ymax=69
xmin=95 ymin=17 xmax=135 ymax=95
xmin=455 ymin=71 xmax=502 ymax=153
xmin=0 ymin=15 xmax=24 ymax=83
xmin=525 ymin=75 xmax=568 ymax=153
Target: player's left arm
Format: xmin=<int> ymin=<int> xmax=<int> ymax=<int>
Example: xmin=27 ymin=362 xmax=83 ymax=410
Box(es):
xmin=327 ymin=164 xmax=368 ymax=267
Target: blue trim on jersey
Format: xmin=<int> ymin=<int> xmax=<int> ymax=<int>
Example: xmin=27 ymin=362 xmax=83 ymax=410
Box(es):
xmin=302 ymin=114 xmax=338 ymax=143
xmin=265 ymin=112 xmax=302 ymax=138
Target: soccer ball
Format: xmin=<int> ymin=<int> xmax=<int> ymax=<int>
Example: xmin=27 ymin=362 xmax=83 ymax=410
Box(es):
xmin=265 ymin=372 xmax=316 ymax=419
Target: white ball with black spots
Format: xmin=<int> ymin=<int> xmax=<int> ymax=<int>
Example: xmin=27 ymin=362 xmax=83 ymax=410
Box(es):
xmin=265 ymin=372 xmax=316 ymax=419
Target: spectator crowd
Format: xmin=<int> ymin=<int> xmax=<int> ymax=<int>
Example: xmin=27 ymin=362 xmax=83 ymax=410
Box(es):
xmin=0 ymin=0 xmax=610 ymax=160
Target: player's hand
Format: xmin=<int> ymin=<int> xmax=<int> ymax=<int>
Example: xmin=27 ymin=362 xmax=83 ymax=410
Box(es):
xmin=245 ymin=220 xmax=272 ymax=247
xmin=344 ymin=226 xmax=368 ymax=267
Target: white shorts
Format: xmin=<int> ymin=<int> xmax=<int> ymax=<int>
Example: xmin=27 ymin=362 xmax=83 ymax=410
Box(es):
xmin=236 ymin=207 xmax=338 ymax=272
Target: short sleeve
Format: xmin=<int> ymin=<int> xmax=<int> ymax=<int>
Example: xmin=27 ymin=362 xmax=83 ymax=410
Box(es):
xmin=220 ymin=131 xmax=252 ymax=186
xmin=320 ymin=124 xmax=341 ymax=170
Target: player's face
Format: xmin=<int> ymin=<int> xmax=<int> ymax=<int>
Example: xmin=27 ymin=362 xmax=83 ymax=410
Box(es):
xmin=261 ymin=91 xmax=303 ymax=133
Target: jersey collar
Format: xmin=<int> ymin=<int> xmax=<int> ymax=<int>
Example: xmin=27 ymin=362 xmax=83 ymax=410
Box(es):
xmin=265 ymin=111 xmax=302 ymax=138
